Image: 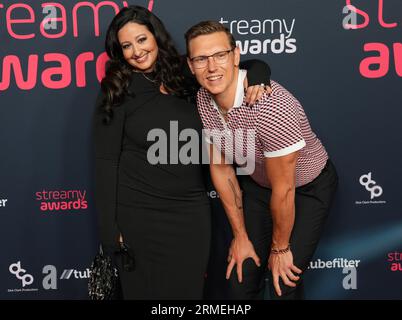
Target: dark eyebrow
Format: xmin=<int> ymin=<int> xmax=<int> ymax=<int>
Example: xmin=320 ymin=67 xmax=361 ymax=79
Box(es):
xmin=120 ymin=34 xmax=147 ymax=46
xmin=135 ymin=34 xmax=147 ymax=40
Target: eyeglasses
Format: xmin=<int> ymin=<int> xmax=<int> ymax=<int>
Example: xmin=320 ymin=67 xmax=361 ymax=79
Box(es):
xmin=190 ymin=48 xmax=235 ymax=69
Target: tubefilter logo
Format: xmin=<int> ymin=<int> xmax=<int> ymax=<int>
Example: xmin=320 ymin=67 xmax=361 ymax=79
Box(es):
xmin=0 ymin=198 xmax=8 ymax=207
xmin=42 ymin=265 xmax=92 ymax=290
xmin=35 ymin=189 xmax=88 ymax=212
xmin=308 ymin=258 xmax=361 ymax=290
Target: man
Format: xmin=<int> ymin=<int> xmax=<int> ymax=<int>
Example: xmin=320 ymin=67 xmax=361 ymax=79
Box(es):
xmin=185 ymin=21 xmax=338 ymax=300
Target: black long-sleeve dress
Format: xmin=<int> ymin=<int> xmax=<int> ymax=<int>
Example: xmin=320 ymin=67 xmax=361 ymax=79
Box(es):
xmin=94 ymin=71 xmax=211 ymax=299
xmin=93 ymin=61 xmax=270 ymax=300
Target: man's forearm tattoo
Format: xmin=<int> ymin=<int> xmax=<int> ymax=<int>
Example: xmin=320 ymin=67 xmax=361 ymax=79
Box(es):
xmin=228 ymin=178 xmax=243 ymax=210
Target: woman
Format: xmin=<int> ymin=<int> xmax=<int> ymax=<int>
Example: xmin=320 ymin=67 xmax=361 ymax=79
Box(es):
xmin=93 ymin=5 xmax=270 ymax=299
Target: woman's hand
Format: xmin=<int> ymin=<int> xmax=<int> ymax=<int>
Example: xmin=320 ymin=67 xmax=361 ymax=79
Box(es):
xmin=268 ymin=249 xmax=302 ymax=297
xmin=244 ymin=82 xmax=272 ymax=106
xmin=226 ymin=236 xmax=261 ymax=283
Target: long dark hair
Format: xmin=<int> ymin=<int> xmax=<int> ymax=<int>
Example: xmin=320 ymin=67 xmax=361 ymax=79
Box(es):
xmin=100 ymin=5 xmax=188 ymax=124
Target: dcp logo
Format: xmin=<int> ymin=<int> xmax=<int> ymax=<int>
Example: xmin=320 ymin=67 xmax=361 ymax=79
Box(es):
xmin=9 ymin=261 xmax=34 ymax=287
xmin=359 ymin=172 xmax=383 ymax=199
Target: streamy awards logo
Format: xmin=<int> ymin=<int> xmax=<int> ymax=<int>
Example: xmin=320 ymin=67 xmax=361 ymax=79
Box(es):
xmin=387 ymin=251 xmax=402 ymax=272
xmin=0 ymin=0 xmax=156 ymax=91
xmin=342 ymin=0 xmax=401 ymax=78
xmin=219 ymin=16 xmax=297 ymax=55
xmin=35 ymin=189 xmax=88 ymax=212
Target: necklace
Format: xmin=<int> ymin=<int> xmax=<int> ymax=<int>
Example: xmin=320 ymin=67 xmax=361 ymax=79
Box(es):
xmin=217 ymin=105 xmax=229 ymax=116
xmin=141 ymin=72 xmax=158 ymax=83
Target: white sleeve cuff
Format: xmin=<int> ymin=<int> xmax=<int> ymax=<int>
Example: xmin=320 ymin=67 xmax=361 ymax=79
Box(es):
xmin=264 ymin=139 xmax=306 ymax=158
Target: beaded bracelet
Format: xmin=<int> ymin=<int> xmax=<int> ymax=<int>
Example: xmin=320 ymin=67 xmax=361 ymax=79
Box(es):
xmin=271 ymin=244 xmax=291 ymax=255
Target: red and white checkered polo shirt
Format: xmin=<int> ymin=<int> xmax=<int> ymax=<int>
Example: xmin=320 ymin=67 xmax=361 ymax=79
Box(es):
xmin=197 ymin=69 xmax=328 ymax=188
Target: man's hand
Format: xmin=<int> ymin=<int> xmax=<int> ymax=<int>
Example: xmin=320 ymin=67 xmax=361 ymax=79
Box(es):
xmin=226 ymin=236 xmax=261 ymax=283
xmin=268 ymin=250 xmax=302 ymax=297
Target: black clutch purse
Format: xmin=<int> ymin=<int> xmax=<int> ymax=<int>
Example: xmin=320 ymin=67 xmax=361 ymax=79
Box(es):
xmin=88 ymin=243 xmax=135 ymax=300
xmin=88 ymin=245 xmax=121 ymax=300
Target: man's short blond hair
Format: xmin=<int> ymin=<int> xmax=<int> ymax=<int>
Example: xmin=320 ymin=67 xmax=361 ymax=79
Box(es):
xmin=185 ymin=20 xmax=236 ymax=56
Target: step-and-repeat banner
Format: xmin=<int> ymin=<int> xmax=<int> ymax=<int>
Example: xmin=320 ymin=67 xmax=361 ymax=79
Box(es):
xmin=1 ymin=0 xmax=401 ymax=299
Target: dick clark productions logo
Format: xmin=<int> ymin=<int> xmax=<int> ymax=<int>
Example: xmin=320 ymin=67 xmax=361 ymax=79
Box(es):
xmin=9 ymin=261 xmax=34 ymax=287
xmin=359 ymin=172 xmax=383 ymax=199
